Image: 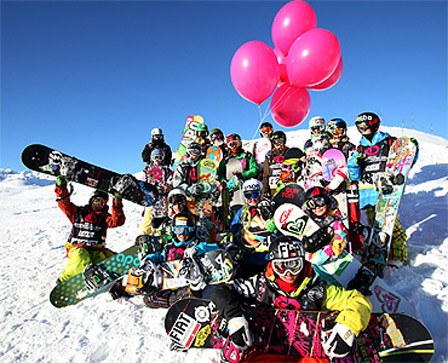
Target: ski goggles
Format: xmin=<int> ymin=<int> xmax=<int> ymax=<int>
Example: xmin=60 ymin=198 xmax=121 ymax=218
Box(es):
xmin=272 ymin=258 xmax=302 ymax=276
xmin=355 ymin=120 xmax=369 ymax=131
xmin=306 ymin=196 xmax=327 ymax=210
xmin=151 ymin=155 xmax=163 ymax=161
xmin=311 ymin=126 xmax=324 ymax=133
xmin=228 ymin=140 xmax=241 ymax=149
xmin=279 ymin=168 xmax=294 ymax=182
xmin=170 ymin=196 xmax=186 ymax=205
xmin=211 ymin=133 xmax=224 ymax=141
xmin=196 ymin=131 xmax=208 ymax=138
xmin=332 ymin=127 xmax=345 ymax=137
xmin=244 ymin=190 xmax=261 ymax=200
xmin=173 ymin=225 xmax=194 ymax=235
xmin=187 ymin=149 xmax=201 ymax=157
xmin=260 ymin=127 xmax=273 ymax=135
xmin=152 ymin=135 xmax=164 ymax=141
xmin=92 ymin=198 xmax=107 ymax=206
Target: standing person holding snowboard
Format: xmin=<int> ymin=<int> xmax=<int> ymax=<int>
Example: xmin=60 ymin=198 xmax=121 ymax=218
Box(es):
xmin=211 ymin=237 xmax=372 ymax=363
xmin=347 ymin=112 xmax=419 ymax=266
xmin=54 ymin=176 xmax=125 ymax=282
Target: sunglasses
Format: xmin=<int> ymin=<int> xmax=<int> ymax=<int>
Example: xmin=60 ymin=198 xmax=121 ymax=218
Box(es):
xmin=92 ymin=198 xmax=107 ymax=206
xmin=311 ymin=126 xmax=324 ymax=133
xmin=244 ymin=190 xmax=261 ymax=200
xmin=272 ymin=258 xmax=302 ymax=276
xmin=173 ymin=225 xmax=194 ymax=235
xmin=306 ymin=196 xmax=327 ymax=209
xmin=260 ymin=127 xmax=273 ymax=135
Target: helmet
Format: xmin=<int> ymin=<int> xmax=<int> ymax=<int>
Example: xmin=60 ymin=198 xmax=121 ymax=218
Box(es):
xmin=226 ymin=133 xmax=242 ymax=150
xmin=210 ymin=128 xmax=224 ymax=140
xmin=172 ymin=212 xmax=196 ymax=236
xmin=304 ymin=186 xmax=330 ymax=210
xmin=260 ymin=122 xmax=274 ymax=136
xmin=150 ymin=148 xmax=165 ymax=163
xmin=355 ymin=112 xmax=380 ymax=134
xmin=187 ymin=142 xmax=202 ymax=157
xmin=242 ymin=178 xmax=263 ymax=200
xmin=268 ymin=236 xmax=305 ymax=276
xmin=168 ymin=188 xmax=187 ymax=205
xmin=271 ymin=131 xmax=286 ymax=146
xmin=309 ymin=116 xmax=325 ymax=134
xmin=196 ymin=124 xmax=209 ymax=138
xmin=151 ymin=128 xmax=164 ymax=142
xmin=326 ymin=118 xmax=347 ymax=139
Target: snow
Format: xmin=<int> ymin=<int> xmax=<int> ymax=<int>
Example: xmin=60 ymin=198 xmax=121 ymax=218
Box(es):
xmin=1 ymin=127 xmax=447 ymax=362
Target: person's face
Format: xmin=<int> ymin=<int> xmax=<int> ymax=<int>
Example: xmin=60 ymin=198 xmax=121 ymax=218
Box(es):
xmin=312 ymin=204 xmax=328 ymax=217
xmin=355 ymin=121 xmax=372 ymax=136
xmin=176 ymin=233 xmax=191 ymax=242
xmin=91 ymin=197 xmax=107 ymax=212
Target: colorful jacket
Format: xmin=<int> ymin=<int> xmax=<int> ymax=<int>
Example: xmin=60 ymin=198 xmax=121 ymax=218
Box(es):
xmin=218 ymin=152 xmax=259 ymax=182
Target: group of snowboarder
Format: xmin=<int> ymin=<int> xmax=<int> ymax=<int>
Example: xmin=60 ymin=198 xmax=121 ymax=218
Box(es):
xmin=53 ymin=111 xmax=419 ymax=362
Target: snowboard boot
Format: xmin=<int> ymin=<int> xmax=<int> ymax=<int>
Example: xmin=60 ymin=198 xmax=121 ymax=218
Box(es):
xmin=83 ymin=264 xmax=113 ymax=292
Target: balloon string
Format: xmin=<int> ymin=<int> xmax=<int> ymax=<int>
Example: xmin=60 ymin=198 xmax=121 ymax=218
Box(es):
xmin=251 ymin=105 xmax=264 ymax=140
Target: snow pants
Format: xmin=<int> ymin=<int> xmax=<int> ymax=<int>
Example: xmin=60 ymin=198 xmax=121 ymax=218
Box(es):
xmin=139 ymin=207 xmax=152 ymax=235
xmin=364 ymin=206 xmax=408 ymax=264
xmin=60 ymin=245 xmax=115 ymax=281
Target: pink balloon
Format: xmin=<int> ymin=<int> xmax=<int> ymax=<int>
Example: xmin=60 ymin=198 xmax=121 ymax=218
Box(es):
xmin=308 ymin=57 xmax=344 ymax=91
xmin=273 ymin=47 xmax=290 ymax=87
xmin=230 ymin=41 xmax=280 ymax=105
xmin=287 ymin=28 xmax=341 ymax=88
xmin=271 ymin=0 xmax=317 ymax=56
xmin=270 ymin=84 xmax=311 ymax=128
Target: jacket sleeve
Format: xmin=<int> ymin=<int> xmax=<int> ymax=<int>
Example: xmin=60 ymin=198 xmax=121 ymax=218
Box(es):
xmin=347 ymin=149 xmax=362 ymax=181
xmin=106 ymin=200 xmax=126 ymax=228
xmin=55 ymin=184 xmax=78 ymax=223
xmin=163 ymin=144 xmax=173 ymax=166
xmin=322 ymin=284 xmax=372 ymax=336
xmin=142 ymin=144 xmax=152 ymax=163
xmin=192 ymin=241 xmax=219 ymax=256
xmin=229 ymin=207 xmax=243 ymax=235
xmin=242 ymin=153 xmax=259 ymax=180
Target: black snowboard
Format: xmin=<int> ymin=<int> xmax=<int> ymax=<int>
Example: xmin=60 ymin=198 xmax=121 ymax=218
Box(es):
xmin=272 ymin=183 xmax=306 ymax=208
xmin=165 ymin=298 xmax=435 ymax=362
xmin=21 ymin=144 xmax=158 ymax=206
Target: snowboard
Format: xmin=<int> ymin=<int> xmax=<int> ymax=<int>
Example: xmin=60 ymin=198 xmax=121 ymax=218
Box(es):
xmin=145 ymin=164 xmax=171 ymax=218
xmin=206 ymin=145 xmax=224 ymax=164
xmin=364 ymin=137 xmax=417 ymax=276
xmin=272 ymin=183 xmax=306 ymax=209
xmin=267 ymin=155 xmax=286 ymax=193
xmin=254 ymin=138 xmax=271 ymax=168
xmin=50 ymin=244 xmax=141 ymax=308
xmin=22 ymin=144 xmax=158 ymax=207
xmin=303 ymin=139 xmax=326 ymax=190
xmin=321 ymin=148 xmax=349 ymax=228
xmin=225 ymin=157 xmax=244 ymax=211
xmin=165 ymin=298 xmax=434 ymax=362
xmin=173 ymin=115 xmax=204 ymax=168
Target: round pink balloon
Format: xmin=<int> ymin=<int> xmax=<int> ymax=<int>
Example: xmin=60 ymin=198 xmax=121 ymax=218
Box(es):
xmin=230 ymin=41 xmax=280 ymax=105
xmin=270 ymin=84 xmax=311 ymax=128
xmin=287 ymin=28 xmax=341 ymax=88
xmin=271 ymin=0 xmax=317 ymax=56
xmin=308 ymin=57 xmax=344 ymax=91
xmin=273 ymin=47 xmax=289 ymax=87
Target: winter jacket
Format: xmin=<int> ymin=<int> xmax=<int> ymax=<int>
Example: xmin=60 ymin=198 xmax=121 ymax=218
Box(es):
xmin=142 ymin=142 xmax=173 ymax=167
xmin=172 ymin=158 xmax=200 ymax=190
xmin=55 ymin=184 xmax=125 ymax=249
xmin=217 ymin=152 xmax=259 ymax=182
xmin=211 ymin=262 xmax=372 ymax=336
xmin=261 ymin=147 xmax=289 ymax=197
xmin=347 ymin=131 xmax=395 ymax=209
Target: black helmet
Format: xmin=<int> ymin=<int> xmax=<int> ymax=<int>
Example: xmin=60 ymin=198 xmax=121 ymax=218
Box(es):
xmin=187 ymin=142 xmax=202 ymax=156
xmin=326 ymin=118 xmax=347 ymax=139
xmin=271 ymin=130 xmax=286 ymax=145
xmin=304 ymin=186 xmax=330 ymax=210
xmin=355 ymin=112 xmax=380 ymax=134
xmin=226 ymin=133 xmax=242 ymax=150
xmin=260 ymin=122 xmax=274 ymax=136
xmin=269 ymin=236 xmax=305 ymax=276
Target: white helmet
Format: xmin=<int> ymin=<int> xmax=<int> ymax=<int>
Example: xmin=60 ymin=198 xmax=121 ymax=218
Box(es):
xmin=167 ymin=188 xmax=187 ymax=204
xmin=242 ymin=178 xmax=263 ymax=193
xmin=151 ymin=128 xmax=164 ymax=141
xmin=309 ymin=116 xmax=325 ymax=129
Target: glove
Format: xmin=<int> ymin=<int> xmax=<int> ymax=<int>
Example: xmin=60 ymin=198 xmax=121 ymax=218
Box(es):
xmin=321 ymin=322 xmax=356 ymax=359
xmin=353 ymin=154 xmax=366 ymax=168
xmin=113 ymin=192 xmax=123 ymax=202
xmin=265 ymin=219 xmax=277 ymax=233
xmin=184 ymin=247 xmax=198 ymax=259
xmin=56 ymin=175 xmax=66 ymax=187
xmin=227 ymin=316 xmax=253 ymax=350
xmin=233 ymin=171 xmax=243 ymax=180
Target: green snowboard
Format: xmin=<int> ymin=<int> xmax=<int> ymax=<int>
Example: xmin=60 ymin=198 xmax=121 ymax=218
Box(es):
xmin=50 ymin=245 xmax=140 ymax=308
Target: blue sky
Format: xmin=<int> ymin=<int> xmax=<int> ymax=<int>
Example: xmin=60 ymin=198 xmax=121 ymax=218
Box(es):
xmin=2 ymin=0 xmax=447 ymax=174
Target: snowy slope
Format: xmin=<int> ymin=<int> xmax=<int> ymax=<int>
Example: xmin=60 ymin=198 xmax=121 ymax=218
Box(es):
xmin=1 ymin=127 xmax=447 ymax=362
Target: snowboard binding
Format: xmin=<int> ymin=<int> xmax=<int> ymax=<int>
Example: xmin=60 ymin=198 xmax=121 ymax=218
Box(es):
xmin=83 ymin=264 xmax=114 ymax=292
